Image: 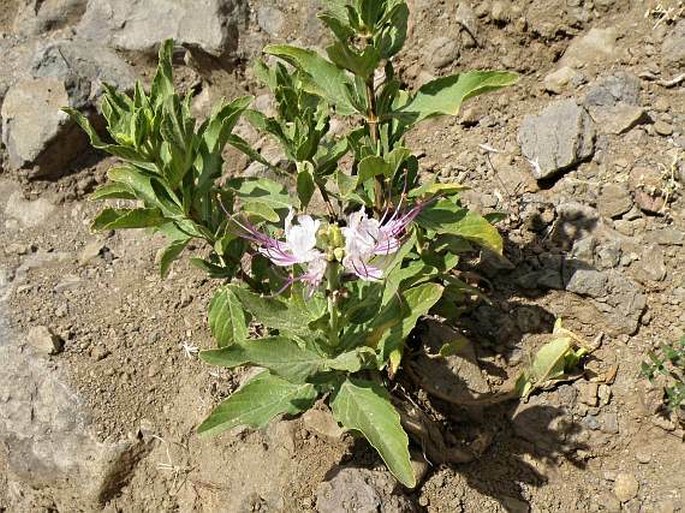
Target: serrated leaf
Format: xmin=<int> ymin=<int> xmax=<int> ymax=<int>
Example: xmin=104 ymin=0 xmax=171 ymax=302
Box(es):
xmin=331 ymin=379 xmax=415 ymax=488
xmin=264 ymin=44 xmax=356 ymax=115
xmin=198 ymin=372 xmax=317 ymax=437
xmin=208 ymin=287 xmax=249 ymax=348
xmin=91 ymin=207 xmax=165 ymax=231
xmin=201 ymin=336 xmax=326 ymax=382
xmin=401 ymin=71 xmax=519 ymax=123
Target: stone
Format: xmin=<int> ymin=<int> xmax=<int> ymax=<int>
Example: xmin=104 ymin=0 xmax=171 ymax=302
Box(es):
xmin=0 ymin=308 xmax=151 ymax=511
xmin=1 ymin=77 xmax=88 ymax=177
xmin=578 ymin=382 xmax=599 ymax=406
xmin=654 ymin=120 xmax=674 ymax=136
xmin=424 ymin=36 xmax=460 ymax=69
xmin=599 ymin=412 xmax=619 ymax=434
xmin=31 ymin=40 xmax=137 ymax=109
xmin=629 ymin=166 xmax=667 ymax=214
xmin=302 ymin=409 xmax=344 ymax=440
xmin=4 ymin=191 xmax=56 ymax=228
xmin=643 ymin=228 xmax=685 ymax=246
xmin=583 ymin=72 xmax=647 ymax=135
xmin=456 ymin=3 xmax=479 ymax=44
xmin=563 ymin=268 xmax=646 ymax=335
xmin=490 ymin=1 xmax=511 ymax=24
xmin=315 ymin=467 xmax=415 ymax=513
xmin=631 ymin=245 xmax=667 ymax=283
xmin=77 ymin=0 xmax=246 ymax=57
xmin=12 ymin=0 xmax=87 ymax=35
xmin=518 ymin=100 xmax=595 ymax=180
xmin=543 ymin=66 xmax=584 ymax=94
xmin=561 ymin=27 xmax=620 ymax=68
xmin=27 ymin=325 xmax=64 ymax=355
xmin=257 ymin=6 xmax=285 ymax=36
xmin=79 ymin=240 xmax=106 ymax=265
xmin=662 ymin=20 xmax=685 ymax=69
xmin=598 ymin=183 xmax=632 ymax=218
xmin=613 ymin=473 xmax=639 ymax=503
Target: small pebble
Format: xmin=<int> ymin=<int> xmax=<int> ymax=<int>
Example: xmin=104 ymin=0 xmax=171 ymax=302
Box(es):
xmin=635 ymin=449 xmax=651 ymax=464
xmin=654 ymin=120 xmax=674 ymax=136
xmin=613 ymin=473 xmax=639 ymax=503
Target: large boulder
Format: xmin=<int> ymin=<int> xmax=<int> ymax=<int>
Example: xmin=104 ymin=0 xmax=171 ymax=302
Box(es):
xmin=0 ymin=272 xmax=151 ymax=511
xmin=1 ymin=40 xmax=136 ymax=178
xmin=77 ymin=0 xmax=247 ymax=56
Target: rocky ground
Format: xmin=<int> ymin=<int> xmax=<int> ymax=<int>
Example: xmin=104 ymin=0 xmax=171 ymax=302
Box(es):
xmin=1 ymin=0 xmax=685 ymax=512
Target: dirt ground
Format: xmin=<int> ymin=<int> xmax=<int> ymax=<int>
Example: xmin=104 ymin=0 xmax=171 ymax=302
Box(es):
xmin=1 ymin=0 xmax=685 ymax=512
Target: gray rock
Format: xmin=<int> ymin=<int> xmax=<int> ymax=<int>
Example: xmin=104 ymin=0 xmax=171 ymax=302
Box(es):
xmin=456 ymin=3 xmax=479 ymax=46
xmin=518 ymin=100 xmax=595 ymax=180
xmin=490 ymin=1 xmax=511 ymax=24
xmin=543 ymin=66 xmax=584 ymax=94
xmin=13 ymin=0 xmax=87 ymax=35
xmin=1 ymin=76 xmax=89 ymax=177
xmin=643 ymin=227 xmax=685 ymax=246
xmin=316 ymin=467 xmax=415 ymax=513
xmin=0 ymin=291 xmax=151 ymax=511
xmin=257 ymin=5 xmax=285 ymax=36
xmin=561 ymin=27 xmax=620 ymax=68
xmin=662 ymin=20 xmax=685 ymax=69
xmin=584 ymin=72 xmax=647 ymax=135
xmin=302 ymin=409 xmax=344 ymax=440
xmin=27 ymin=326 xmax=64 ymax=355
xmin=563 ymin=268 xmax=646 ymax=335
xmin=598 ymin=183 xmax=632 ymax=218
xmin=424 ymin=36 xmax=460 ymax=69
xmin=632 ymin=245 xmax=667 ymax=283
xmin=613 ymin=473 xmax=639 ymax=503
xmin=4 ymin=190 xmax=56 ymax=228
xmin=31 ymin=40 xmax=137 ymax=109
xmin=77 ymin=0 xmax=246 ymax=56
xmin=599 ymin=412 xmax=619 ymax=434
xmin=653 ymin=120 xmax=674 ymax=136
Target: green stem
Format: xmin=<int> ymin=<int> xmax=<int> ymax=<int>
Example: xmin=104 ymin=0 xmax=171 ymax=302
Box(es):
xmin=326 ymin=262 xmax=341 ymax=347
xmin=365 ymin=78 xmax=385 ymax=214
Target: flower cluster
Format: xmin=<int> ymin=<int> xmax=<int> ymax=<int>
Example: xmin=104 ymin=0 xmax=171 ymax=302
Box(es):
xmin=235 ymin=205 xmax=422 ymax=293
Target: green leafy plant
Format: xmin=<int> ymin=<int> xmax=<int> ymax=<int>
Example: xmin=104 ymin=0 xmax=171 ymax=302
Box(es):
xmin=641 ymin=336 xmax=685 ymax=415
xmin=68 ymin=0 xmax=518 ymax=488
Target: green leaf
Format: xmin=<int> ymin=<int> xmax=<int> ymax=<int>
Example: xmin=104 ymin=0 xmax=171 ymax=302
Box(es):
xmin=401 ymin=71 xmax=519 ymax=123
xmin=91 ymin=207 xmax=165 ymax=231
xmin=157 ymin=238 xmax=190 ymax=278
xmin=201 ymin=336 xmax=326 ymax=383
xmin=408 ymin=181 xmax=468 ymax=199
xmin=150 ymin=39 xmax=175 ymax=106
xmin=331 ymin=379 xmax=415 ymax=488
xmin=297 ymin=162 xmax=316 ymax=209
xmin=232 ymin=288 xmax=321 ymax=336
xmin=89 ymin=183 xmax=137 ymax=201
xmin=448 ymin=211 xmax=503 ymax=254
xmin=208 ymin=287 xmax=249 ymax=347
xmin=264 ymin=44 xmax=356 ymax=115
xmin=198 ymin=372 xmax=317 ymax=437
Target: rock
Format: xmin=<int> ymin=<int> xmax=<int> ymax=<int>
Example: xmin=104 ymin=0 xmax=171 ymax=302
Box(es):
xmin=631 ymin=245 xmax=667 ymax=283
xmin=13 ymin=0 xmax=87 ymax=35
xmin=599 ymin=412 xmax=619 ymax=434
xmin=490 ymin=1 xmax=511 ymax=24
xmin=31 ymin=40 xmax=137 ymax=109
xmin=80 ymin=240 xmax=106 ymax=265
xmin=584 ymin=72 xmax=641 ymax=107
xmin=456 ymin=3 xmax=479 ymax=47
xmin=543 ymin=66 xmax=584 ymax=94
xmin=613 ymin=473 xmax=639 ymax=503
xmin=584 ymin=72 xmax=647 ymax=135
xmin=598 ymin=183 xmax=632 ymax=218
xmin=0 ymin=308 xmax=151 ymax=511
xmin=257 ymin=6 xmax=285 ymax=36
xmin=1 ymin=77 xmax=88 ymax=177
xmin=518 ymin=100 xmax=595 ymax=180
xmin=4 ymin=191 xmax=56 ymax=228
xmin=643 ymin=228 xmax=685 ymax=246
xmin=424 ymin=36 xmax=460 ymax=69
xmin=629 ymin=166 xmax=667 ymax=214
xmin=563 ymin=268 xmax=646 ymax=335
xmin=634 ymin=449 xmax=651 ymax=464
xmin=315 ymin=467 xmax=416 ymax=513
xmin=654 ymin=120 xmax=674 ymax=136
xmin=561 ymin=27 xmax=620 ymax=68
xmin=27 ymin=325 xmax=64 ymax=355
xmin=662 ymin=20 xmax=685 ymax=69
xmin=577 ymin=382 xmax=599 ymax=406
xmin=77 ymin=0 xmax=246 ymax=57
xmin=302 ymin=409 xmax=344 ymax=440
